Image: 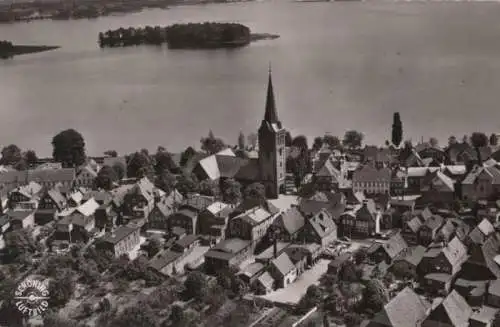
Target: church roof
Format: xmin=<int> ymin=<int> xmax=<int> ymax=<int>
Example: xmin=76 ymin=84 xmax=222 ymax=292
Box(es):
xmin=264 ymin=68 xmax=280 ymax=125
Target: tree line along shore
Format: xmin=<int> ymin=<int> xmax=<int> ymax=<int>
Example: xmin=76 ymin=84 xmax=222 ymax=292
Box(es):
xmin=0 ymin=40 xmax=59 ymax=59
xmin=98 ymin=22 xmax=279 ymax=49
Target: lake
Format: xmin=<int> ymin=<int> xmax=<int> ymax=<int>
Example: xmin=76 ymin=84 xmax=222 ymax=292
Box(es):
xmin=2 ymin=0 xmax=500 ymax=156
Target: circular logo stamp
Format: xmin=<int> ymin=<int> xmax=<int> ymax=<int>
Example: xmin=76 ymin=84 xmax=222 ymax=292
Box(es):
xmin=13 ymin=278 xmax=50 ymax=317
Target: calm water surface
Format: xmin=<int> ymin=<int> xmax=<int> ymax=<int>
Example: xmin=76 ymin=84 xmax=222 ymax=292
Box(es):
xmin=2 ymin=1 xmax=500 ymax=156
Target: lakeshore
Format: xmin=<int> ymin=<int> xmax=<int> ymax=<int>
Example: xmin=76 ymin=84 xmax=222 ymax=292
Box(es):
xmin=0 ymin=43 xmax=60 ymax=59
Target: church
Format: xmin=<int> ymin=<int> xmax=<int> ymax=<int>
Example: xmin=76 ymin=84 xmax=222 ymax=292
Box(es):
xmin=192 ymin=69 xmax=287 ymax=199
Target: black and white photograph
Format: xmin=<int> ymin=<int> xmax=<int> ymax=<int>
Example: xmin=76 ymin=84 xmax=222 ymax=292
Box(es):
xmin=2 ymin=0 xmax=500 ymax=326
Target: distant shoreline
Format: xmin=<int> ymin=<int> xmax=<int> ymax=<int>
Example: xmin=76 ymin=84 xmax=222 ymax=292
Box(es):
xmin=0 ymin=0 xmax=253 ymax=25
xmin=0 ymin=44 xmax=60 ymax=59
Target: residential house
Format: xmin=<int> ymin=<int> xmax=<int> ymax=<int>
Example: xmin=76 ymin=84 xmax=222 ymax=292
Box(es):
xmin=204 ymin=238 xmax=253 ymax=274
xmin=27 ymin=168 xmax=75 ymax=189
xmin=146 ymin=190 xmax=183 ymax=230
xmin=468 ymin=219 xmax=496 ymax=245
xmin=418 ymin=214 xmax=445 ymax=246
xmin=419 ymin=237 xmax=469 ymax=292
xmin=416 ymin=142 xmax=446 ymax=163
xmin=94 ymin=204 xmax=118 ymax=231
xmin=340 ymin=199 xmax=380 ymax=238
xmin=298 ymin=191 xmax=346 ymax=223
xmin=268 ymin=252 xmax=297 ymax=289
xmin=268 ymin=207 xmax=305 ymax=242
xmin=237 ymin=262 xmax=266 ymax=285
xmin=314 ymin=159 xmax=342 ymax=192
xmin=469 ymin=306 xmax=499 ymax=327
xmin=283 ymin=243 xmax=321 ymax=272
xmin=362 ymin=146 xmax=392 ymax=168
xmin=453 ymin=279 xmax=489 ymax=305
xmin=74 ymin=163 xmax=99 ymax=188
xmin=365 ymin=287 xmax=430 ymax=327
xmin=197 ymin=201 xmax=234 ymax=241
xmin=367 ymin=232 xmax=408 ymax=264
xmin=122 ymin=177 xmax=156 ymax=219
xmin=9 ymin=181 xmax=42 ymax=209
xmin=54 ymin=198 xmax=99 ymax=242
xmin=421 ymin=290 xmax=472 ymax=327
xmin=35 ymin=187 xmax=67 ymax=225
xmin=253 ymin=271 xmax=275 ymax=295
xmin=96 ymin=225 xmax=141 ymax=257
xmin=390 ymin=245 xmax=426 ymax=279
xmin=443 ymin=165 xmax=467 ymax=182
xmin=168 ymin=206 xmax=199 ymax=235
xmin=420 ymin=170 xmax=456 ymax=205
xmin=459 ymin=233 xmax=500 ymax=281
xmin=229 ymin=206 xmax=276 ymax=242
xmin=462 ymin=166 xmax=500 ymax=201
xmin=404 ymin=167 xmax=440 ymax=196
xmin=67 ymin=190 xmax=84 ymax=207
xmin=7 ymin=210 xmax=35 ymax=230
xmin=352 ymin=165 xmax=391 ymax=195
xmin=149 ymin=235 xmax=201 ymax=276
xmin=300 ymin=208 xmax=337 ymax=247
xmin=486 ymin=280 xmax=500 ymax=308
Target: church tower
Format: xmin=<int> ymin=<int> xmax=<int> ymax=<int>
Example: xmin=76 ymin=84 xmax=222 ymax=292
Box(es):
xmin=258 ymin=67 xmax=286 ymax=199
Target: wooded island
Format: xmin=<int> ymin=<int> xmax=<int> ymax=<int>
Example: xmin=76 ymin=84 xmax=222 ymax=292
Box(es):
xmin=98 ymin=22 xmax=279 ymax=49
xmin=0 ymin=40 xmax=59 ymax=59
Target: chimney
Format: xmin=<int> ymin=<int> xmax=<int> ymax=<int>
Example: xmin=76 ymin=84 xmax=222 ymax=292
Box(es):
xmin=273 ymin=238 xmax=278 ymax=259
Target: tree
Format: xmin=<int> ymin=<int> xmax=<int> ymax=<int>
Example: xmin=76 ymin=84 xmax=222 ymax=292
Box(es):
xmin=48 ymin=270 xmax=75 ymax=308
xmin=4 ymin=229 xmax=39 ymax=261
xmin=13 ymin=159 xmax=27 ymax=171
xmin=155 ymin=150 xmax=175 ymax=175
xmin=109 ymin=303 xmax=159 ymax=327
xmin=222 ymin=178 xmax=242 ymax=204
xmin=391 ymin=112 xmax=403 ymax=147
xmin=127 ymin=151 xmax=154 ymax=179
xmin=104 ymin=150 xmax=118 ymax=157
xmin=23 ymin=150 xmax=38 ymax=167
xmin=448 ymin=135 xmax=458 ymax=147
xmin=312 ymin=137 xmax=323 ymax=152
xmin=180 ymin=146 xmax=197 ymax=167
xmin=0 ymin=144 xmax=22 ymax=166
xmin=244 ymin=182 xmax=266 ymax=202
xmin=362 ymin=279 xmax=389 ymax=312
xmin=339 ymin=262 xmax=359 ymax=283
xmin=155 ymin=170 xmax=176 ymax=194
xmin=323 ymin=135 xmax=341 ymax=149
xmin=354 ymin=249 xmax=367 ymax=265
xmin=176 ymin=173 xmax=199 ymax=196
xmin=342 ymin=130 xmax=364 ymax=149
xmin=490 ymin=133 xmax=498 ymax=146
xmin=199 ymin=179 xmax=218 ymax=196
xmin=141 ymin=238 xmax=162 ymax=258
xmin=201 ymin=130 xmax=227 ymax=155
xmin=344 ymin=313 xmax=362 ymax=327
xmin=462 ymin=135 xmax=470 ymax=144
xmin=292 ymin=135 xmax=308 ymax=150
xmin=297 ymin=285 xmax=323 ymax=313
xmin=112 ymin=162 xmax=125 ymax=180
xmin=184 ymin=271 xmax=207 ymax=300
xmin=429 ymin=137 xmax=439 ymax=148
xmin=471 ymin=132 xmax=489 ymax=166
xmin=95 ymin=165 xmax=117 ymax=190
xmin=52 ymin=129 xmax=86 ymax=168
xmin=238 ymin=131 xmax=246 ymax=150
xmin=43 ymin=312 xmax=78 ymax=327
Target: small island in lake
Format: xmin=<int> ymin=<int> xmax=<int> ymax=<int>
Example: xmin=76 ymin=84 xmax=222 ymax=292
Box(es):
xmin=0 ymin=40 xmax=60 ymax=59
xmin=98 ymin=22 xmax=279 ymax=49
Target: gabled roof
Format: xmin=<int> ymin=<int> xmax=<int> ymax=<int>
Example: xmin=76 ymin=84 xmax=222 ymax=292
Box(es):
xmin=382 ymin=233 xmax=408 ymax=260
xmin=270 ymin=252 xmax=295 ymax=277
xmin=14 ymin=181 xmax=42 ymax=199
xmin=407 ymin=217 xmax=423 ymax=233
xmin=47 ymin=188 xmax=67 ymax=210
xmin=463 ymin=166 xmax=500 ymax=185
xmin=256 ymin=271 xmax=275 ymax=289
xmin=27 ymin=168 xmax=75 ymax=183
xmin=307 ymin=209 xmax=336 ymax=239
xmin=444 ymin=165 xmax=467 ymax=176
xmin=316 ymin=159 xmax=341 ymax=181
xmin=131 ymin=177 xmax=155 ymax=202
xmin=368 ymin=287 xmax=429 ymax=327
xmin=352 ymin=165 xmax=391 ymax=183
xmin=212 ymin=238 xmax=251 ymax=254
xmin=422 ymin=214 xmax=444 ymax=232
xmin=399 ymin=245 xmax=427 ymax=267
xmin=149 ymin=249 xmax=182 ymax=271
xmin=98 ymin=225 xmax=138 ymax=245
xmin=470 ymin=306 xmax=499 ymax=324
xmin=469 ymin=219 xmax=495 ymax=245
xmin=441 ymin=237 xmax=468 ymax=273
xmin=426 ymin=290 xmax=472 ymax=327
xmin=76 ymin=198 xmax=99 ymax=216
xmin=273 ymin=207 xmax=305 ymax=236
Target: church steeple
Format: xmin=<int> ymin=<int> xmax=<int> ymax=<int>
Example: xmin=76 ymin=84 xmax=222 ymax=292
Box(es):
xmin=264 ymin=64 xmax=280 ymax=124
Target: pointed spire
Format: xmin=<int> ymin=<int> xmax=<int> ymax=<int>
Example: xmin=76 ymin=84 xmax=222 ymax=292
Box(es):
xmin=264 ymin=64 xmax=279 ymax=124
